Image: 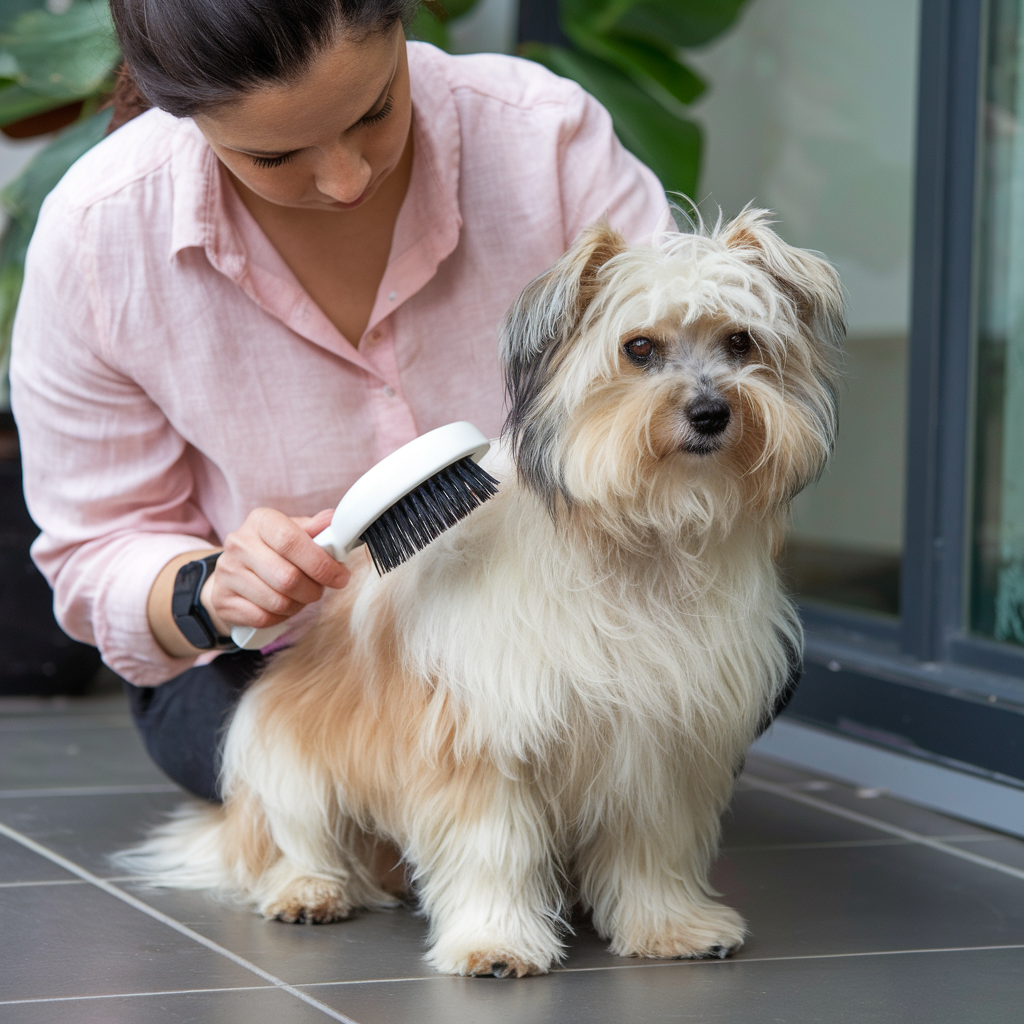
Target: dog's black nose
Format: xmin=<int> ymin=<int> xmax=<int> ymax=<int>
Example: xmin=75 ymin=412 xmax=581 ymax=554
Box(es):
xmin=687 ymin=397 xmax=731 ymax=436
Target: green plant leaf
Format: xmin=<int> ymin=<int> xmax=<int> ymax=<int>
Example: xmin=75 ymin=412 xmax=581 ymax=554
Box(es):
xmin=0 ymin=107 xmax=111 ymax=360
xmin=0 ymin=0 xmax=119 ymax=101
xmin=0 ymin=0 xmax=52 ymax=35
xmin=0 ymin=78 xmax=75 ymax=124
xmin=559 ymin=0 xmax=635 ymax=36
xmin=408 ymin=5 xmax=451 ymax=49
xmin=565 ymin=24 xmax=705 ymax=105
xmin=433 ymin=0 xmax=480 ymax=20
xmin=522 ymin=43 xmax=700 ymax=199
xmin=615 ymin=0 xmax=749 ymax=48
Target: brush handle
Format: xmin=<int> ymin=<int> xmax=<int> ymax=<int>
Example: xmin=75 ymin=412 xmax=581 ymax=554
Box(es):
xmin=229 ymin=525 xmax=342 ymax=651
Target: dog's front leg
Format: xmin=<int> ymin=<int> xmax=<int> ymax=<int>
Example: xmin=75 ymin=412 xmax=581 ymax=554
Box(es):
xmin=406 ymin=767 xmax=564 ymax=977
xmin=577 ymin=769 xmax=746 ymax=961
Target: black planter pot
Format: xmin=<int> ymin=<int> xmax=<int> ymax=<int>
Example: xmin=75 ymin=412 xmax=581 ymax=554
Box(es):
xmin=0 ymin=425 xmax=101 ymax=697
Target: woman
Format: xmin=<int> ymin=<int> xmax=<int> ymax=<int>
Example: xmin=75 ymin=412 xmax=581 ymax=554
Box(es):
xmin=10 ymin=0 xmax=669 ymax=800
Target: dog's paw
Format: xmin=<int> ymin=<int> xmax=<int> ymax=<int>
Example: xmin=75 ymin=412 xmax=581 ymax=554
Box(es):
xmin=611 ymin=903 xmax=746 ymax=961
xmin=427 ymin=934 xmax=559 ymax=977
xmin=261 ymin=876 xmax=352 ymax=925
xmin=464 ymin=951 xmax=547 ymax=978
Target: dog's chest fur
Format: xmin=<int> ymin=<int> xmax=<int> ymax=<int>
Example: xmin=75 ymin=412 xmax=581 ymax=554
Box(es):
xmin=350 ymin=476 xmax=793 ymax=770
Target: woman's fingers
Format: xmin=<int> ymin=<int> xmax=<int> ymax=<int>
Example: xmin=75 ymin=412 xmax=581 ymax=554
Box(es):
xmin=209 ymin=507 xmax=351 ymax=628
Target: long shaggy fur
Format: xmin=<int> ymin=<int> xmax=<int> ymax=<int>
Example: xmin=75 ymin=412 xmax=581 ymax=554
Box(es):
xmin=117 ymin=208 xmax=844 ymax=977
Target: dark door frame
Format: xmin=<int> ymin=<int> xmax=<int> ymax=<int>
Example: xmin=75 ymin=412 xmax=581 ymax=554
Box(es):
xmin=785 ymin=0 xmax=1024 ymax=787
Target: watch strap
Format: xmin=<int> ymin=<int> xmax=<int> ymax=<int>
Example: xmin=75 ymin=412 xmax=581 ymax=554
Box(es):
xmin=171 ymin=553 xmax=235 ymax=650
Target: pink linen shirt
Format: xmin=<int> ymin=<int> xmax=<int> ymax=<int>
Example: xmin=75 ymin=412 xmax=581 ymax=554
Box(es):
xmin=10 ymin=42 xmax=670 ymax=686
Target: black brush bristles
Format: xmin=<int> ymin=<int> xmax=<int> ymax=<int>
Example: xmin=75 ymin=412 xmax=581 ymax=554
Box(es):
xmin=359 ymin=456 xmax=499 ymax=575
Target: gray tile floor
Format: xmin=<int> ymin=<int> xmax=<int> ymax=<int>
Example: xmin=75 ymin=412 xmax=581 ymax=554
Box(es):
xmin=2 ymin=686 xmax=1023 ymax=1023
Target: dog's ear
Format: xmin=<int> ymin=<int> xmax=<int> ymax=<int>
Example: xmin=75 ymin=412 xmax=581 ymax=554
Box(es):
xmin=501 ymin=222 xmax=626 ymax=407
xmin=501 ymin=223 xmax=626 ymax=508
xmin=720 ymin=206 xmax=846 ymax=353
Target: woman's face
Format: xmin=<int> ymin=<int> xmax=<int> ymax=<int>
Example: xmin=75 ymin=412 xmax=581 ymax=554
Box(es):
xmin=194 ymin=20 xmax=411 ymax=211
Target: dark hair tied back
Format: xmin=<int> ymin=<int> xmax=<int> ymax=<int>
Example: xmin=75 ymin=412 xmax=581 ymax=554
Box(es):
xmin=108 ymin=0 xmax=419 ymax=124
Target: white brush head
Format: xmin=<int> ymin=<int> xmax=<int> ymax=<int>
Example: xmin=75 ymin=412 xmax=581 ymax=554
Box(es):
xmin=321 ymin=421 xmax=491 ymax=557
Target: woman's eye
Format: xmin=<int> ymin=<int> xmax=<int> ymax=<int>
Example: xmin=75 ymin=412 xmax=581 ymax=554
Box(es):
xmin=623 ymin=337 xmax=656 ymax=364
xmin=728 ymin=331 xmax=753 ymax=359
xmin=250 ymin=152 xmax=296 ymax=170
xmin=360 ymin=95 xmax=395 ymax=126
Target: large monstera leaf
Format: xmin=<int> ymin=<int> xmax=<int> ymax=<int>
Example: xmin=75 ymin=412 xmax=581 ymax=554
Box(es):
xmin=0 ymin=1 xmax=119 ymax=370
xmin=0 ymin=0 xmax=118 ymax=126
xmin=522 ymin=0 xmax=749 ymax=200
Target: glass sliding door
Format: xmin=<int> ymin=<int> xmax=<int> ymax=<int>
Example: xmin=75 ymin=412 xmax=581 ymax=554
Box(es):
xmin=689 ymin=0 xmax=920 ymax=618
xmin=972 ymin=0 xmax=1024 ymax=647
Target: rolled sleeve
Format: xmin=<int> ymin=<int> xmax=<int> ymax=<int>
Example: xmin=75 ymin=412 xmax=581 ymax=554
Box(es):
xmin=10 ymin=192 xmax=215 ymax=685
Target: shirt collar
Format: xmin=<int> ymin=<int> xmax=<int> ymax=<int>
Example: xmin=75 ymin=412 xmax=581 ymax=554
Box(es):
xmin=364 ymin=42 xmax=463 ymax=332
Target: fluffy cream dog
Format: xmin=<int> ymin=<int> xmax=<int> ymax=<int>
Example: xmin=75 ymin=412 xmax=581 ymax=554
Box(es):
xmin=121 ymin=208 xmax=844 ymax=978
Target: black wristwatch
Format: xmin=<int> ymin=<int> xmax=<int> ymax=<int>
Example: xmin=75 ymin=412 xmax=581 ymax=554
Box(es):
xmin=171 ymin=552 xmax=235 ymax=650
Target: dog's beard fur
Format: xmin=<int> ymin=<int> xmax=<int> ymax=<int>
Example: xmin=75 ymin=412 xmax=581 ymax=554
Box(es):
xmin=116 ymin=207 xmax=844 ymax=978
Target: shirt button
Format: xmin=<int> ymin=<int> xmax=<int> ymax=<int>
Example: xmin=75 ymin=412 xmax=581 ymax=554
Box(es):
xmin=383 ymin=385 xmax=395 ymax=397
xmin=388 ymin=291 xmax=397 ymax=302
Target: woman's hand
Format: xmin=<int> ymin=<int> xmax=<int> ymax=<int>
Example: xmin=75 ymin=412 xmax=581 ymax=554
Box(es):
xmin=204 ymin=507 xmax=351 ymax=634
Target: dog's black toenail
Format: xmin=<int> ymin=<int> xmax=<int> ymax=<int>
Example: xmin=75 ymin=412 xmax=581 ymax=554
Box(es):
xmin=491 ymin=961 xmax=510 ymax=977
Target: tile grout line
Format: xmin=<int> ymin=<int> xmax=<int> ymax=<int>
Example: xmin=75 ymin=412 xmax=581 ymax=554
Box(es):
xmin=0 ymin=783 xmax=181 ymax=799
xmin=546 ymin=943 xmax=1024 ymax=977
xmin=0 ymin=878 xmax=89 ymax=889
xmin=0 ymin=820 xmax=360 ymax=1024
xmin=742 ymin=774 xmax=1024 ymax=882
xmin=721 ymin=835 xmax=1003 ymax=853
xmin=6 ymin=942 xmax=1024 ymax=1005
xmin=0 ymin=985 xmax=274 ymax=1008
xmin=300 ymin=942 xmax=1024 ymax=986
xmin=0 ymin=875 xmax=148 ymax=889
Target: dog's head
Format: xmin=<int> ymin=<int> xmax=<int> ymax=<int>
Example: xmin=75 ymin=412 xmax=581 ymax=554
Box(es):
xmin=501 ymin=208 xmax=844 ymax=538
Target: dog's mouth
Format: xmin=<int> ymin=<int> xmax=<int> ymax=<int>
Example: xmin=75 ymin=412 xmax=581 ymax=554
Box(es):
xmin=680 ymin=436 xmax=726 ymax=456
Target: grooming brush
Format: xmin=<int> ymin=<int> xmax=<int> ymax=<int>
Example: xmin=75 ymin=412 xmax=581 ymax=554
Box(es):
xmin=231 ymin=421 xmax=499 ymax=651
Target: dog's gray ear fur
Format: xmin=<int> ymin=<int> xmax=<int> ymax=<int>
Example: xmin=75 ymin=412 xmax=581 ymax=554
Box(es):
xmin=719 ymin=206 xmax=846 ymax=355
xmin=501 ymin=223 xmax=626 ymax=508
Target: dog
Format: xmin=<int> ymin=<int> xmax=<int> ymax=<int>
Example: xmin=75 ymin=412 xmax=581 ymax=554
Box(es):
xmin=120 ymin=207 xmax=844 ymax=978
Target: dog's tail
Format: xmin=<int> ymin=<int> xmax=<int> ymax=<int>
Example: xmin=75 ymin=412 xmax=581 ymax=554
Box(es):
xmin=111 ymin=800 xmax=249 ymax=891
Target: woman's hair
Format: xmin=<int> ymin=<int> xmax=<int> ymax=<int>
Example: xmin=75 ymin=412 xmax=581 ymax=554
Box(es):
xmin=107 ymin=0 xmax=419 ymax=126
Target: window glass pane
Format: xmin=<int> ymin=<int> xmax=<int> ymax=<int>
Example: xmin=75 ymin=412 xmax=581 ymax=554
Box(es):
xmin=688 ymin=0 xmax=919 ymax=617
xmin=972 ymin=0 xmax=1024 ymax=643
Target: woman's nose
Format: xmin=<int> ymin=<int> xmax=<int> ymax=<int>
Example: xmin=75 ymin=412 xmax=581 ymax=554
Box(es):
xmin=315 ymin=146 xmax=372 ymax=204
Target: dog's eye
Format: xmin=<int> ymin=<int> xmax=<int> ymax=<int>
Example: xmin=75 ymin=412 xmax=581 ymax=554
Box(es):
xmin=623 ymin=337 xmax=655 ymax=365
xmin=728 ymin=331 xmax=753 ymax=360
